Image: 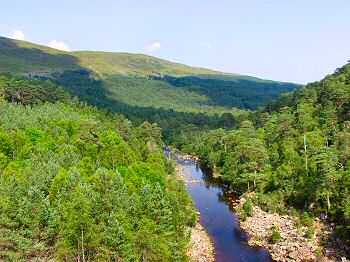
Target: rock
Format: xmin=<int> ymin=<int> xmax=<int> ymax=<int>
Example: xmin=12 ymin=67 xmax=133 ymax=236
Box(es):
xmin=233 ymin=193 xmax=348 ymax=262
xmin=187 ymin=223 xmax=214 ymax=262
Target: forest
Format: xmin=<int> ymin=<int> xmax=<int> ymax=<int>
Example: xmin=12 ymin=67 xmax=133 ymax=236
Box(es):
xmin=45 ymin=70 xmax=248 ymax=146
xmin=181 ymin=63 xmax=350 ymax=245
xmin=152 ymin=75 xmax=300 ymax=109
xmin=0 ymin=35 xmax=349 ymax=259
xmin=0 ymin=74 xmax=196 ymax=261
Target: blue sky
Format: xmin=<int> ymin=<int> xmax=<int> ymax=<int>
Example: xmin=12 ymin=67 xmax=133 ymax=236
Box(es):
xmin=1 ymin=0 xmax=349 ymax=84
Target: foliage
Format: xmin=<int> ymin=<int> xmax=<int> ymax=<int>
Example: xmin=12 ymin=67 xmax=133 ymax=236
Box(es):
xmin=184 ymin=62 xmax=350 ymax=244
xmin=0 ymin=73 xmax=69 ymax=105
xmin=268 ymin=227 xmax=281 ymax=244
xmin=255 ymin=192 xmax=287 ymax=214
xmin=2 ymin=34 xmax=350 ymax=254
xmin=48 ymin=70 xmax=250 ymax=146
xmin=155 ymin=75 xmax=300 ymax=109
xmin=0 ymin=88 xmax=195 ymax=261
xmin=0 ymin=36 xmax=301 ymax=153
xmin=305 ymin=227 xmax=315 ymax=239
xmin=243 ymin=198 xmax=253 ymax=217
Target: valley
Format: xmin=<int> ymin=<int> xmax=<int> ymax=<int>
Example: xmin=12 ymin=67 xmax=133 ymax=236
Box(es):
xmin=0 ymin=35 xmax=349 ymax=261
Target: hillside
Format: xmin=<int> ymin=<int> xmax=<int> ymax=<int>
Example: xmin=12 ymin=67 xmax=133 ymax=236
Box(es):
xmin=1 ymin=56 xmax=349 ymax=260
xmin=0 ymin=36 xmax=217 ymax=76
xmin=0 ymin=35 xmax=302 ymax=147
xmin=0 ymin=36 xmax=301 ymax=111
xmin=0 ymin=73 xmax=197 ymax=261
xmin=181 ymin=62 xmax=350 ymax=257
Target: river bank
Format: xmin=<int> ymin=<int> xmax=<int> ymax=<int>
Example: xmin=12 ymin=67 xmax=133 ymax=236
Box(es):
xmin=234 ymin=194 xmax=349 ymax=262
xmin=167 ymin=148 xmax=272 ymax=261
xmin=187 ymin=222 xmax=215 ymax=262
xmin=175 ymin=165 xmax=215 ymax=262
xmin=166 ymin=148 xmax=348 ymax=261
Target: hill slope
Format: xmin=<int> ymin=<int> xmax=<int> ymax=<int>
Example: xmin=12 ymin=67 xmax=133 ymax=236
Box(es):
xmin=0 ymin=36 xmax=217 ymax=76
xmin=0 ymin=36 xmax=301 ymax=111
xmin=0 ymin=73 xmax=196 ymax=261
xmin=183 ymin=62 xmax=350 ymax=254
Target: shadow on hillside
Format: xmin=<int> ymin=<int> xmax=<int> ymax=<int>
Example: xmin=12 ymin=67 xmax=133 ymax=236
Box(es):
xmin=0 ymin=36 xmax=82 ymax=74
xmin=151 ymin=75 xmax=301 ymax=110
xmin=45 ymin=70 xmax=231 ymax=135
xmin=0 ymin=37 xmax=236 ymax=134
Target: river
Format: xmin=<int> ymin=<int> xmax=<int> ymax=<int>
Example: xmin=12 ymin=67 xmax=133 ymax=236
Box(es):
xmin=167 ymin=152 xmax=272 ymax=262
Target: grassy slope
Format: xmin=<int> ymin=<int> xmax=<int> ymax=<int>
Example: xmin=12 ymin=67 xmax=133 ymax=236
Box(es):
xmin=74 ymin=51 xmax=219 ymax=76
xmin=0 ymin=36 xmax=292 ymax=82
xmin=0 ymin=37 xmax=81 ymax=73
xmin=0 ymin=36 xmax=301 ymax=112
xmin=0 ymin=36 xmax=217 ymax=76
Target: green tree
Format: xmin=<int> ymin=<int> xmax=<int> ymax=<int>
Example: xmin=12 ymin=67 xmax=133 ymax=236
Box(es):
xmin=316 ymin=147 xmax=340 ymax=214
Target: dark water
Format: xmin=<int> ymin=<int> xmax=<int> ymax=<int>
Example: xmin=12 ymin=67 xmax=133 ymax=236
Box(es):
xmin=168 ymin=153 xmax=272 ymax=262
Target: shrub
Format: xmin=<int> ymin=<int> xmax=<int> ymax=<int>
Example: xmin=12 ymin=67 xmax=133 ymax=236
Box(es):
xmin=296 ymin=212 xmax=314 ymax=229
xmin=255 ymin=192 xmax=286 ymax=214
xmin=305 ymin=227 xmax=315 ymax=239
xmin=315 ymin=247 xmax=323 ymax=257
xmin=243 ymin=198 xmax=253 ymax=216
xmin=189 ymin=213 xmax=197 ymax=227
xmin=268 ymin=227 xmax=281 ymax=244
xmin=239 ymin=210 xmax=248 ymax=221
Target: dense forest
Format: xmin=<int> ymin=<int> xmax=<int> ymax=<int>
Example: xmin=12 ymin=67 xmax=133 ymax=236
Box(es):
xmin=152 ymin=75 xmax=300 ymax=109
xmin=45 ymin=70 xmax=248 ymax=146
xmin=0 ymin=74 xmax=196 ymax=261
xmin=182 ymin=63 xmax=350 ymax=245
xmin=0 ymin=73 xmax=69 ymax=105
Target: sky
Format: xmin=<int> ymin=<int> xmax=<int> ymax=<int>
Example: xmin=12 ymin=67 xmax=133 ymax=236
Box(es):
xmin=1 ymin=0 xmax=349 ymax=84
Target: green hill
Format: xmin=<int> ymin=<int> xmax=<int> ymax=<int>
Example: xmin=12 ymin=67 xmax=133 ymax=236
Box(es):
xmin=1 ymin=33 xmax=348 ymax=257
xmin=0 ymin=35 xmax=303 ymax=147
xmin=0 ymin=36 xmax=217 ymax=76
xmin=0 ymin=36 xmax=301 ymax=111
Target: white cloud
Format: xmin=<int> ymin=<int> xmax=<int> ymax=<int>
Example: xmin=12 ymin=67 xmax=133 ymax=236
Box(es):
xmin=144 ymin=42 xmax=161 ymax=52
xmin=10 ymin=30 xmax=25 ymax=40
xmin=48 ymin=40 xmax=70 ymax=52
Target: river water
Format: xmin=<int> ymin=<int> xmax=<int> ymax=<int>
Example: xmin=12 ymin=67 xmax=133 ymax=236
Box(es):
xmin=167 ymin=153 xmax=272 ymax=262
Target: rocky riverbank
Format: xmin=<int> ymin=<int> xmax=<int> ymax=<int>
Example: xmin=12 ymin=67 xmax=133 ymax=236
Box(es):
xmin=168 ymin=148 xmax=349 ymax=261
xmin=174 ymin=165 xmax=214 ymax=262
xmin=166 ymin=146 xmax=200 ymax=162
xmin=234 ymin=195 xmax=349 ymax=262
xmin=187 ymin=223 xmax=215 ymax=262
xmin=175 ymin=165 xmax=202 ymax=185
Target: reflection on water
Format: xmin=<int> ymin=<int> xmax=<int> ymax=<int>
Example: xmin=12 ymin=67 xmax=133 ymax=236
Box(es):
xmin=169 ymin=154 xmax=272 ymax=262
